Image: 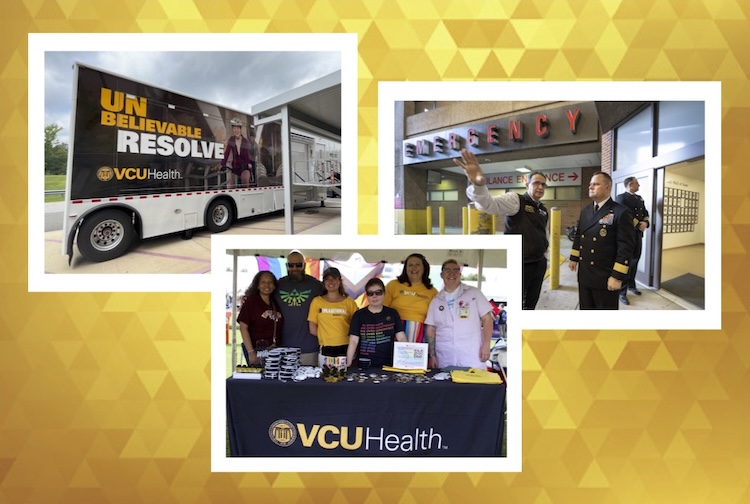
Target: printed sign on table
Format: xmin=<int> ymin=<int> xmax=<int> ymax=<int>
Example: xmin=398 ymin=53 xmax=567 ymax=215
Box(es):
xmin=393 ymin=342 xmax=429 ymax=370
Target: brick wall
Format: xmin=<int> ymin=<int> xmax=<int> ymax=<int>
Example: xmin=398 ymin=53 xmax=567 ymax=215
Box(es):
xmin=601 ymin=130 xmax=613 ymax=173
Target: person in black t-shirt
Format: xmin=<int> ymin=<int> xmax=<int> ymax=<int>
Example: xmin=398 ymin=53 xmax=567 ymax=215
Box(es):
xmin=346 ymin=278 xmax=406 ymax=368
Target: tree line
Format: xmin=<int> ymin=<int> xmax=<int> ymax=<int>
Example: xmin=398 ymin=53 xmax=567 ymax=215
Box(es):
xmin=45 ymin=124 xmax=68 ymax=175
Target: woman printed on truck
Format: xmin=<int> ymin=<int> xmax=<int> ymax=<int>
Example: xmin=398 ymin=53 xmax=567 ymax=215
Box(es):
xmin=221 ymin=118 xmax=255 ymax=188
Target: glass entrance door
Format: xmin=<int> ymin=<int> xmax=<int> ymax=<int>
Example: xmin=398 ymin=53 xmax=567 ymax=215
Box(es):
xmin=655 ymin=158 xmax=706 ymax=308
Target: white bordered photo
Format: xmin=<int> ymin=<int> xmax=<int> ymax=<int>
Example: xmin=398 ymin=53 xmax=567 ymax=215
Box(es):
xmin=29 ymin=32 xmax=357 ymax=292
xmin=379 ymin=81 xmax=721 ymax=330
xmin=210 ymin=233 xmax=523 ymax=472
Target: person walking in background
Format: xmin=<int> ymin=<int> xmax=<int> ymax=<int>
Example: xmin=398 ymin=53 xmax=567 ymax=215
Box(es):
xmin=498 ymin=302 xmax=507 ymax=339
xmin=273 ymin=251 xmax=325 ymax=366
xmin=383 ymin=253 xmax=438 ymax=343
xmin=455 ymin=148 xmax=549 ymax=310
xmin=424 ymin=259 xmax=495 ymax=369
xmin=568 ymin=172 xmax=636 ymax=310
xmin=616 ymin=176 xmax=650 ymax=305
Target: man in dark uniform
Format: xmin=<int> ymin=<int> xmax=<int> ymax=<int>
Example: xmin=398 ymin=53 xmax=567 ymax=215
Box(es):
xmin=568 ymin=172 xmax=636 ymax=310
xmin=615 ymin=177 xmax=650 ymax=305
xmin=455 ymin=149 xmax=548 ymax=310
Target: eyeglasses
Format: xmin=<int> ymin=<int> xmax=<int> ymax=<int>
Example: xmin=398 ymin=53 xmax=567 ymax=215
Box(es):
xmin=366 ymin=290 xmax=384 ymax=297
xmin=442 ymin=268 xmax=461 ymax=274
xmin=286 ymin=262 xmax=304 ymax=268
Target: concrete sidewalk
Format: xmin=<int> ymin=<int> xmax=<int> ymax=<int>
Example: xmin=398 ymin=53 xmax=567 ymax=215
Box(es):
xmin=536 ymin=236 xmax=690 ymax=310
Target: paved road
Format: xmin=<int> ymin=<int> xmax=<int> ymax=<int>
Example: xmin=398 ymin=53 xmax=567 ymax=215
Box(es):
xmin=43 ymin=201 xmax=341 ymax=275
xmin=45 ymin=201 xmax=65 ymax=232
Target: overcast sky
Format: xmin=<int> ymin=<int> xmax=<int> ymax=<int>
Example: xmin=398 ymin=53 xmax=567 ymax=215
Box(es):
xmin=45 ymin=51 xmax=341 ymax=144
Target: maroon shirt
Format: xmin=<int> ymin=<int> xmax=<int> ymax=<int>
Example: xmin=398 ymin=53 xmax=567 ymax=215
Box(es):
xmin=237 ymin=293 xmax=283 ymax=347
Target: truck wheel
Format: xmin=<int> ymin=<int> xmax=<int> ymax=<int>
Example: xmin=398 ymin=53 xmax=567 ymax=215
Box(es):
xmin=77 ymin=209 xmax=135 ymax=262
xmin=207 ymin=199 xmax=233 ymax=233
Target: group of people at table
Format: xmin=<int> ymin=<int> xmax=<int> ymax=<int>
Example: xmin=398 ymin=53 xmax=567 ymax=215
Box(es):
xmin=236 ymin=250 xmax=498 ymax=372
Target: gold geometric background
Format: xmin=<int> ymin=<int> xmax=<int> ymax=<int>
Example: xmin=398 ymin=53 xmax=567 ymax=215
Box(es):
xmin=2 ymin=0 xmax=749 ymax=502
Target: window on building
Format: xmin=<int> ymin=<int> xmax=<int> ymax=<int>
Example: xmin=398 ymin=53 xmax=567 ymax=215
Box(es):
xmin=616 ymin=105 xmax=653 ymax=170
xmin=553 ymin=186 xmax=581 ymax=201
xmin=427 ymin=190 xmax=459 ymax=202
xmin=658 ymin=101 xmax=704 ymax=156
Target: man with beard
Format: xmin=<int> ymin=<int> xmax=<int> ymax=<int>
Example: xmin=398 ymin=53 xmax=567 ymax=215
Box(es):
xmin=273 ymin=250 xmax=325 ymax=365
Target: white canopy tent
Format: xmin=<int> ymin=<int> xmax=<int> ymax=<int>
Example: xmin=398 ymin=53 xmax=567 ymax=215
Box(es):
xmin=224 ymin=244 xmax=510 ymax=371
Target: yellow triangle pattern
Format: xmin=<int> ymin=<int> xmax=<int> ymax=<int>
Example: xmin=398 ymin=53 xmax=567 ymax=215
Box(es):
xmin=1 ymin=0 xmax=749 ymax=502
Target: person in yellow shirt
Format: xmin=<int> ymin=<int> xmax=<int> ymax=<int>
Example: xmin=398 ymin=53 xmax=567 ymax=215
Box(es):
xmin=308 ymin=267 xmax=358 ymax=366
xmin=384 ymin=253 xmax=438 ymax=343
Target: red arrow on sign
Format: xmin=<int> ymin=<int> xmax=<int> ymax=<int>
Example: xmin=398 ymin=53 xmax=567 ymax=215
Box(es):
xmin=568 ymin=172 xmax=579 ymax=181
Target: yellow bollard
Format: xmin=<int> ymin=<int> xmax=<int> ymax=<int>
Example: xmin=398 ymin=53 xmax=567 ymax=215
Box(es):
xmin=467 ymin=206 xmax=492 ymax=234
xmin=468 ymin=207 xmax=479 ymax=234
xmin=426 ymin=206 xmax=432 ymax=235
xmin=549 ymin=207 xmax=561 ymax=289
xmin=478 ymin=212 xmax=492 ymax=234
xmin=462 ymin=207 xmax=469 ymax=234
xmin=439 ymin=206 xmax=445 ymax=235
xmin=491 ymin=214 xmax=497 ymax=235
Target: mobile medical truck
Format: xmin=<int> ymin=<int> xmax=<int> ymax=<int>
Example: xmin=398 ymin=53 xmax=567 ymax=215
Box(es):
xmin=62 ymin=63 xmax=334 ymax=263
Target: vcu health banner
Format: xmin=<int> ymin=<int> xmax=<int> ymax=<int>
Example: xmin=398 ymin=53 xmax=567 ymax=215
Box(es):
xmin=226 ymin=376 xmax=505 ymax=457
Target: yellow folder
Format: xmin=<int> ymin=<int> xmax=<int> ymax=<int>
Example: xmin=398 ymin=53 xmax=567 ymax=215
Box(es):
xmin=450 ymin=368 xmax=504 ymax=384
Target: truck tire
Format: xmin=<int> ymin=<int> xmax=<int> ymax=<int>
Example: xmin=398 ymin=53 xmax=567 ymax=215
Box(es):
xmin=206 ymin=199 xmax=233 ymax=233
xmin=77 ymin=209 xmax=135 ymax=262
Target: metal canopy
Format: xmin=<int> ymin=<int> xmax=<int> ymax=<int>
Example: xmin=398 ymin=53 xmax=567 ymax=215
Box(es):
xmin=251 ymin=71 xmax=342 ymax=234
xmin=252 ymin=70 xmax=341 ymax=140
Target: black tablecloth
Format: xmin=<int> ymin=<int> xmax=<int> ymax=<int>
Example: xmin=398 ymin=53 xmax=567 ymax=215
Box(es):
xmin=227 ymin=371 xmax=506 ymax=457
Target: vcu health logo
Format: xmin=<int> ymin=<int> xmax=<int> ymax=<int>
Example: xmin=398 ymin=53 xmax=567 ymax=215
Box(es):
xmin=266 ymin=420 xmax=444 ymax=452
xmin=97 ymin=166 xmax=114 ymax=181
xmin=269 ymin=419 xmax=296 ymax=447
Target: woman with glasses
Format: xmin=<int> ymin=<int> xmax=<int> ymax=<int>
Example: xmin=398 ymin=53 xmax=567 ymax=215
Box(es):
xmin=347 ymin=278 xmax=406 ymax=369
xmin=307 ymin=267 xmax=358 ymax=366
xmin=424 ymin=259 xmax=495 ymax=370
xmin=383 ymin=253 xmax=438 ymax=344
xmin=237 ymin=270 xmax=283 ymax=365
